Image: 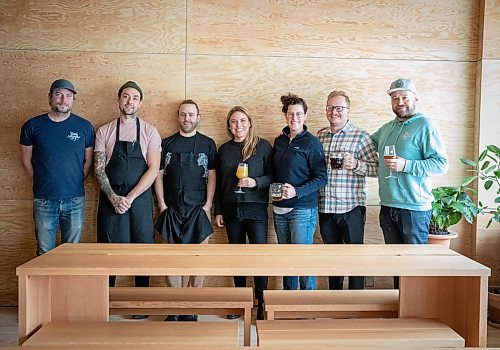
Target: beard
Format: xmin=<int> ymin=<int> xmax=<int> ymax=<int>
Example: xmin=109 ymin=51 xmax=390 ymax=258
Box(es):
xmin=120 ymin=105 xmax=138 ymax=117
xmin=51 ymin=104 xmax=71 ymax=114
xmin=393 ymin=104 xmax=416 ymax=119
xmin=180 ymin=121 xmax=198 ymax=134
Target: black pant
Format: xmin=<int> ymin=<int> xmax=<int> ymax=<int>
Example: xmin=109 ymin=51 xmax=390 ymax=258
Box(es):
xmin=109 ymin=276 xmax=149 ymax=287
xmin=319 ymin=206 xmax=366 ymax=290
xmin=225 ymin=216 xmax=268 ymax=302
xmin=97 ymin=189 xmax=154 ymax=288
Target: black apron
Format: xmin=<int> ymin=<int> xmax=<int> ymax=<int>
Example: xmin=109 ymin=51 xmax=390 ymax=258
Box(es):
xmin=155 ymin=133 xmax=213 ymax=244
xmin=97 ymin=118 xmax=154 ymax=244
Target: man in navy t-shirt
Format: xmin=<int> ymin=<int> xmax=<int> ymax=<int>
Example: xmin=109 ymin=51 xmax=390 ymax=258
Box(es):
xmin=19 ymin=79 xmax=95 ymax=255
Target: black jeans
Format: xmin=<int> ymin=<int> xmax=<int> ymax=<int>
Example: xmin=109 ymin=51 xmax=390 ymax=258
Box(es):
xmin=319 ymin=206 xmax=366 ymax=290
xmin=225 ymin=206 xmax=268 ymax=303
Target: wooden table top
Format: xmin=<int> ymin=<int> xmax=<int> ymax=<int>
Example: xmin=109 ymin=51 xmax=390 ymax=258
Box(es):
xmin=16 ymin=243 xmax=490 ymax=277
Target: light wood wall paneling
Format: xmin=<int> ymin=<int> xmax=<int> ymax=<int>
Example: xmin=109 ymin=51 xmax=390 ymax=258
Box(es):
xmin=186 ymin=54 xmax=477 ymax=198
xmin=475 ymin=0 xmax=500 ymax=280
xmin=0 ymin=50 xmax=186 ymax=201
xmin=187 ymin=0 xmax=480 ymax=61
xmin=0 ymin=200 xmax=35 ymax=305
xmin=478 ymin=60 xmax=500 ymax=207
xmin=484 ymin=0 xmax=500 ymax=59
xmin=0 ymin=0 xmax=488 ymax=305
xmin=0 ymin=0 xmax=186 ymax=53
xmin=475 ymin=60 xmax=500 ymax=282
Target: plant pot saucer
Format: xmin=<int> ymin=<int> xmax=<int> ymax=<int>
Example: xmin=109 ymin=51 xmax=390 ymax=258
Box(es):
xmin=427 ymin=231 xmax=458 ymax=248
xmin=428 ymin=231 xmax=459 ymax=240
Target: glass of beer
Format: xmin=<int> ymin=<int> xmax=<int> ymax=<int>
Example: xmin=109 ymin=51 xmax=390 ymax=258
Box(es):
xmin=384 ymin=145 xmax=397 ymax=178
xmin=330 ymin=152 xmax=343 ymax=170
xmin=235 ymin=162 xmax=249 ymax=193
xmin=270 ymin=183 xmax=283 ymax=201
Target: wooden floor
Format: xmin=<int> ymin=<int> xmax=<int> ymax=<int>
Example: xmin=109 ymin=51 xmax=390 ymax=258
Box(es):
xmin=2 ymin=306 xmax=500 ymax=347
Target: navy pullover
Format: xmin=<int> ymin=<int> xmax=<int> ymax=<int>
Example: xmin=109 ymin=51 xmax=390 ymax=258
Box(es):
xmin=272 ymin=125 xmax=327 ymax=208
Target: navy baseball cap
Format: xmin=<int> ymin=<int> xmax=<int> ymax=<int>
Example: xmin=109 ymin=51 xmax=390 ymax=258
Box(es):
xmin=50 ymin=79 xmax=77 ymax=94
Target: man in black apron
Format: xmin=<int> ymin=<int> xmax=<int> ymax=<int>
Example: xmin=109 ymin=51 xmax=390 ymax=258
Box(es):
xmin=94 ymin=81 xmax=161 ymax=319
xmin=154 ymin=99 xmax=217 ymax=322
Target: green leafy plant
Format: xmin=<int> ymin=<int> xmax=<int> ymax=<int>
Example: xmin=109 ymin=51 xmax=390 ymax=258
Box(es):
xmin=461 ymin=144 xmax=500 ymax=228
xmin=430 ymin=186 xmax=482 ymax=234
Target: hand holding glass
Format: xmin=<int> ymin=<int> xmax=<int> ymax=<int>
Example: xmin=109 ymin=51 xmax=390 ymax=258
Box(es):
xmin=235 ymin=163 xmax=249 ymax=193
xmin=270 ymin=183 xmax=283 ymax=201
xmin=384 ymin=145 xmax=397 ymax=178
xmin=330 ymin=152 xmax=343 ymax=170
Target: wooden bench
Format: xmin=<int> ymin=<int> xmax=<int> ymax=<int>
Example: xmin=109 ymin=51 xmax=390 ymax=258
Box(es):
xmin=22 ymin=321 xmax=239 ymax=347
xmin=264 ymin=289 xmax=399 ymax=320
xmin=256 ymin=318 xmax=465 ymax=348
xmin=109 ymin=287 xmax=253 ymax=346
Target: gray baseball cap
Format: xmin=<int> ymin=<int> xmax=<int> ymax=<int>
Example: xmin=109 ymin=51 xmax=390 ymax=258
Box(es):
xmin=387 ymin=78 xmax=416 ymax=96
xmin=50 ymin=79 xmax=77 ymax=94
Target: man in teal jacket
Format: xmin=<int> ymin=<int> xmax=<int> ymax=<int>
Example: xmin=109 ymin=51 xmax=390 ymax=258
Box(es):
xmin=372 ymin=78 xmax=448 ymax=275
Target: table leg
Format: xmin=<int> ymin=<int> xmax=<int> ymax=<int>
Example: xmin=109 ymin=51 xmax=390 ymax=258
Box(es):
xmin=18 ymin=275 xmax=50 ymax=344
xmin=18 ymin=274 xmax=108 ymax=344
xmin=399 ymin=275 xmax=488 ymax=347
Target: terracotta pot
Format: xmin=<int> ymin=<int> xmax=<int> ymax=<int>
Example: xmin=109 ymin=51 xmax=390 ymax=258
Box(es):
xmin=427 ymin=231 xmax=458 ymax=248
xmin=489 ymin=287 xmax=500 ymax=327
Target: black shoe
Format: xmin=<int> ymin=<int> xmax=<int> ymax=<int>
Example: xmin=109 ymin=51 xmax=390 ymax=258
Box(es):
xmin=257 ymin=304 xmax=264 ymax=320
xmin=179 ymin=315 xmax=198 ymax=321
xmin=164 ymin=315 xmax=179 ymax=321
xmin=226 ymin=314 xmax=240 ymax=320
xmin=131 ymin=315 xmax=149 ymax=320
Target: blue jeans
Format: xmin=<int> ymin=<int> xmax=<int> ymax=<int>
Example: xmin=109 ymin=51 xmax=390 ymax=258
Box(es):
xmin=379 ymin=206 xmax=431 ymax=245
xmin=33 ymin=196 xmax=85 ymax=255
xmin=273 ymin=207 xmax=318 ymax=290
xmin=379 ymin=205 xmax=431 ymax=289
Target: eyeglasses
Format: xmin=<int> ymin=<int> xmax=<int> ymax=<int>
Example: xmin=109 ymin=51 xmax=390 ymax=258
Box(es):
xmin=286 ymin=112 xmax=304 ymax=118
xmin=326 ymin=105 xmax=349 ymax=113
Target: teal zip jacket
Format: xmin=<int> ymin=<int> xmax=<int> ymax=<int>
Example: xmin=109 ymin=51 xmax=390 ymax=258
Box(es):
xmin=371 ymin=113 xmax=448 ymax=211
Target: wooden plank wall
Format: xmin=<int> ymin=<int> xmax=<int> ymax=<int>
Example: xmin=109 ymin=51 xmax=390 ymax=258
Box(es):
xmin=0 ymin=0 xmax=492 ymax=305
xmin=475 ymin=0 xmax=500 ymax=286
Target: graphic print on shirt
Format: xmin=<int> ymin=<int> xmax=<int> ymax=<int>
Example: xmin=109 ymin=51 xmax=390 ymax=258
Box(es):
xmin=163 ymin=152 xmax=208 ymax=178
xmin=197 ymin=153 xmax=208 ymax=178
xmin=66 ymin=132 xmax=81 ymax=142
xmin=164 ymin=152 xmax=172 ymax=167
xmin=401 ymin=131 xmax=412 ymax=141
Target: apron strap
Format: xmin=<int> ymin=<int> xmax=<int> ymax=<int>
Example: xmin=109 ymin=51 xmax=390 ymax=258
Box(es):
xmin=115 ymin=117 xmax=141 ymax=142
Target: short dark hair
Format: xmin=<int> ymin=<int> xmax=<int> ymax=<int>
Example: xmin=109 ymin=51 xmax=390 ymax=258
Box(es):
xmin=178 ymin=99 xmax=200 ymax=115
xmin=281 ymin=93 xmax=308 ymax=114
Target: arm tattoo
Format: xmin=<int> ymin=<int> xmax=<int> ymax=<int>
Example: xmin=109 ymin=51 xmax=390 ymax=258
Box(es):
xmin=94 ymin=151 xmax=118 ymax=203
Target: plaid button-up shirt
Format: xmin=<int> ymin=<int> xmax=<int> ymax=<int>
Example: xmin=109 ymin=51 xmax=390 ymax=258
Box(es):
xmin=318 ymin=121 xmax=378 ymax=214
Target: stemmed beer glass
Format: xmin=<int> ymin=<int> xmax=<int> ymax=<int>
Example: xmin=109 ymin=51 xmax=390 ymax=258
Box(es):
xmin=384 ymin=145 xmax=397 ymax=179
xmin=235 ymin=162 xmax=248 ymax=193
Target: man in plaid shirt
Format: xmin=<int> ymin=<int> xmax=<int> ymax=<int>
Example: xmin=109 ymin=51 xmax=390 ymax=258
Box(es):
xmin=317 ymin=90 xmax=378 ymax=290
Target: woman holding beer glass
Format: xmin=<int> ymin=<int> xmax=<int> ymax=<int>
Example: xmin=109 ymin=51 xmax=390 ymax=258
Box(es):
xmin=215 ymin=106 xmax=272 ymax=320
xmin=272 ymin=93 xmax=327 ymax=290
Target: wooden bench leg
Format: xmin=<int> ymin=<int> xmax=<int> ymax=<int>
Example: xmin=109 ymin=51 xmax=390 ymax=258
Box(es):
xmin=243 ymin=307 xmax=251 ymax=346
xmin=266 ymin=309 xmax=275 ymax=320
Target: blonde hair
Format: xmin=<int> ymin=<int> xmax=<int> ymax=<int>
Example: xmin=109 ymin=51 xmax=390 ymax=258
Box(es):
xmin=226 ymin=106 xmax=260 ymax=161
xmin=326 ymin=90 xmax=351 ymax=108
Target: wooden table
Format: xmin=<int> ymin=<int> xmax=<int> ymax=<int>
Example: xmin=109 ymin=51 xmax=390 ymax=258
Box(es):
xmin=17 ymin=243 xmax=490 ymax=346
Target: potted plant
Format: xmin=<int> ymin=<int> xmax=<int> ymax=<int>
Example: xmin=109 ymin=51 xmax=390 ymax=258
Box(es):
xmin=461 ymin=144 xmax=500 ymax=228
xmin=428 ymin=185 xmax=481 ymax=247
xmin=461 ymin=144 xmax=500 ymax=325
